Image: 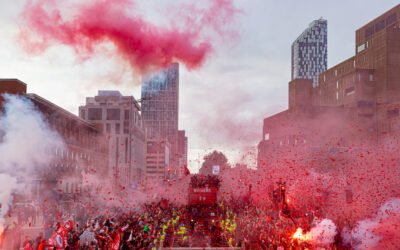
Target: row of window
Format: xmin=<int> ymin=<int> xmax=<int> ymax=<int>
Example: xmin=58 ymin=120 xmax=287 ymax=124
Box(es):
xmin=44 ymin=114 xmax=100 ymax=150
xmin=54 ymin=163 xmax=80 ymax=169
xmin=279 ymin=138 xmax=307 ymax=147
xmin=365 ymin=12 xmax=398 ymax=39
xmin=84 ymin=108 xmax=142 ymax=124
xmin=104 ymin=122 xmax=134 ymax=135
xmin=55 ymin=148 xmax=92 ymax=161
xmin=61 ymin=182 xmax=82 ymax=194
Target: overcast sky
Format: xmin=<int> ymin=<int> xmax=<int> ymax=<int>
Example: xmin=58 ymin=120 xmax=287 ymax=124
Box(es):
xmin=1 ymin=0 xmax=399 ymax=172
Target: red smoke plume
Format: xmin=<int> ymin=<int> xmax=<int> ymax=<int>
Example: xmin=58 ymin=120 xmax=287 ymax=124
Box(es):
xmin=19 ymin=0 xmax=239 ymax=73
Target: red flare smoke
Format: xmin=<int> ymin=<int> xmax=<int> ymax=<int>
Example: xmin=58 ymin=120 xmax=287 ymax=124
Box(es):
xmin=19 ymin=0 xmax=239 ymax=73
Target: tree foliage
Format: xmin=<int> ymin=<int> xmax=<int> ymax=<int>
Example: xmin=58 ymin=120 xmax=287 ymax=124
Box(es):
xmin=199 ymin=150 xmax=229 ymax=175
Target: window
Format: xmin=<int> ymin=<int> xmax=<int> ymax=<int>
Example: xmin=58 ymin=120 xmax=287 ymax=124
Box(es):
xmin=336 ymin=81 xmax=339 ymax=89
xmin=369 ymin=74 xmax=374 ymax=82
xmin=125 ymin=138 xmax=128 ymax=163
xmin=386 ymin=13 xmax=397 ymax=26
xmin=365 ymin=26 xmax=375 ymax=38
xmin=345 ymin=87 xmax=355 ymax=96
xmin=336 ymin=92 xmax=339 ymax=100
xmin=388 ymin=109 xmax=399 ymax=118
xmin=107 ymin=109 xmax=120 ymax=120
xmin=123 ymin=121 xmax=129 ymax=134
xmin=88 ymin=108 xmax=102 ymax=120
xmin=357 ymin=44 xmax=365 ymax=53
xmin=106 ymin=123 xmax=111 ymax=133
xmin=80 ymin=109 xmax=86 ymax=119
xmin=375 ymin=19 xmax=385 ymax=32
xmin=358 ymin=101 xmax=374 ymax=108
xmin=115 ymin=123 xmax=120 ymax=134
xmin=124 ymin=110 xmax=130 ymax=120
xmin=264 ymin=133 xmax=270 ymax=141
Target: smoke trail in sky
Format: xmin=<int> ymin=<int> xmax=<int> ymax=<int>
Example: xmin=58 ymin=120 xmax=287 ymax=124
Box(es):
xmin=19 ymin=0 xmax=240 ymax=74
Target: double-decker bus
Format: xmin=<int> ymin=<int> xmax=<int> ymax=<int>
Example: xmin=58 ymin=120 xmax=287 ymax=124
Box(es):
xmin=188 ymin=175 xmax=220 ymax=224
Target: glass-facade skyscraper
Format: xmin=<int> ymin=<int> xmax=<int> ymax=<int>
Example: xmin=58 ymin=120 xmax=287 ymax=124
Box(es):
xmin=141 ymin=63 xmax=179 ymax=141
xmin=291 ymin=19 xmax=327 ymax=87
xmin=141 ymin=63 xmax=180 ymax=179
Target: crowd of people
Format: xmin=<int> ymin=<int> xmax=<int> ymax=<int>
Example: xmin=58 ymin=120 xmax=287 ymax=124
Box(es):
xmin=0 ymin=196 xmax=353 ymax=249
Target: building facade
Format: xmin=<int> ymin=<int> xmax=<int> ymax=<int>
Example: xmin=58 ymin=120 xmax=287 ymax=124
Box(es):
xmin=141 ymin=63 xmax=181 ymax=179
xmin=258 ymin=5 xmax=400 ymax=223
xmin=0 ymin=79 xmax=109 ymax=205
xmin=178 ymin=130 xmax=188 ymax=176
xmin=260 ymin=4 xmax=400 ymax=168
xmin=144 ymin=138 xmax=170 ymax=181
xmin=291 ymin=18 xmax=328 ymax=87
xmin=79 ymin=91 xmax=145 ymax=186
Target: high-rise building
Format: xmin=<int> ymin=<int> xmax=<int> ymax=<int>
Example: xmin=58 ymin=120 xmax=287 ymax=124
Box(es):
xmin=79 ymin=91 xmax=145 ymax=186
xmin=292 ymin=18 xmax=328 ymax=87
xmin=178 ymin=130 xmax=188 ymax=176
xmin=141 ymin=63 xmax=180 ymax=178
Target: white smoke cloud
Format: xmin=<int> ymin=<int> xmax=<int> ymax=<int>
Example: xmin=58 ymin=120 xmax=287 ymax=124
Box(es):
xmin=293 ymin=218 xmax=337 ymax=246
xmin=0 ymin=175 xmax=18 ymax=234
xmin=306 ymin=218 xmax=337 ymax=246
xmin=0 ymin=94 xmax=64 ymax=235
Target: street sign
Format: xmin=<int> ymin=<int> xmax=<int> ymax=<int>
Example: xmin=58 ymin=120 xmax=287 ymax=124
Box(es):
xmin=212 ymin=165 xmax=220 ymax=175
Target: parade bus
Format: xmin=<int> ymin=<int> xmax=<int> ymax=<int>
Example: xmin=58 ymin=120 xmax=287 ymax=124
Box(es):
xmin=188 ymin=175 xmax=221 ymax=224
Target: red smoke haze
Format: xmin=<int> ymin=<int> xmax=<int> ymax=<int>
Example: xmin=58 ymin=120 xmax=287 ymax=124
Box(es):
xmin=19 ymin=0 xmax=239 ymax=74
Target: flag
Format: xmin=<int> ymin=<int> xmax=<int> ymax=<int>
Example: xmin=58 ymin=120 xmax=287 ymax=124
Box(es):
xmin=184 ymin=165 xmax=190 ymax=176
xmin=48 ymin=220 xmax=74 ymax=249
xmin=111 ymin=232 xmax=120 ymax=250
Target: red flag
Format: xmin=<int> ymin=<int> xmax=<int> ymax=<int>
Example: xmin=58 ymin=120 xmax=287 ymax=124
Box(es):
xmin=184 ymin=165 xmax=190 ymax=176
xmin=111 ymin=230 xmax=121 ymax=250
xmin=48 ymin=220 xmax=74 ymax=249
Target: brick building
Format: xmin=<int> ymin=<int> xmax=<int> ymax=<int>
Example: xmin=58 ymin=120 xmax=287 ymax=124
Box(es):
xmin=258 ymin=4 xmax=400 ymax=168
xmin=0 ymin=79 xmax=108 ymax=204
xmin=257 ymin=5 xmax=400 ymax=225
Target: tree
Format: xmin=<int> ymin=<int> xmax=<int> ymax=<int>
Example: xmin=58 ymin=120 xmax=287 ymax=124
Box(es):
xmin=199 ymin=150 xmax=229 ymax=176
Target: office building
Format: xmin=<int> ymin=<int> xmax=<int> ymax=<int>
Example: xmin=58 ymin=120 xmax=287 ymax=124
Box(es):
xmin=79 ymin=90 xmax=145 ymax=186
xmin=141 ymin=63 xmax=180 ymax=179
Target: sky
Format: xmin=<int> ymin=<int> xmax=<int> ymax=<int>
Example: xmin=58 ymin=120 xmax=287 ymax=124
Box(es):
xmin=0 ymin=0 xmax=399 ymax=172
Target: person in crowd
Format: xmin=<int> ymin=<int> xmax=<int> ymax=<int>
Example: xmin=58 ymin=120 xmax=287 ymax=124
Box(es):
xmin=33 ymin=232 xmax=44 ymax=250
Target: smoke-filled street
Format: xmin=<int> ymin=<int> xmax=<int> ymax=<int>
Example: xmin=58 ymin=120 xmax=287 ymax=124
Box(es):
xmin=2 ymin=0 xmax=400 ymax=249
